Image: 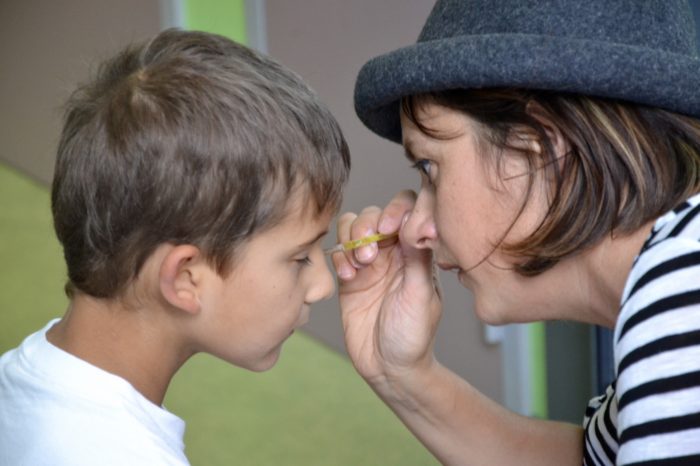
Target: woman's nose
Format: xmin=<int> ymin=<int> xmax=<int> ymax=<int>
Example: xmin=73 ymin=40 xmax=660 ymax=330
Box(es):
xmin=401 ymin=191 xmax=437 ymax=250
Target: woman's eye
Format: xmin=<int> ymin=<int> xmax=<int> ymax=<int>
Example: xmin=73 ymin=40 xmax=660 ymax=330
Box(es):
xmin=412 ymin=159 xmax=432 ymax=178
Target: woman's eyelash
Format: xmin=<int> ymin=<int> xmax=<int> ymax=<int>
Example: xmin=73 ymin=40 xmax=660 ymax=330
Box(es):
xmin=411 ymin=159 xmax=431 ymax=176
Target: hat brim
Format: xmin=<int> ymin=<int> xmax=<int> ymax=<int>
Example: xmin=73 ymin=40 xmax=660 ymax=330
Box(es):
xmin=354 ymin=33 xmax=700 ymax=143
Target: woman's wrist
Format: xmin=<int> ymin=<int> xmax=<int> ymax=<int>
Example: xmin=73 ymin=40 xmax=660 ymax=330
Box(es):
xmin=366 ymin=357 xmax=444 ymax=412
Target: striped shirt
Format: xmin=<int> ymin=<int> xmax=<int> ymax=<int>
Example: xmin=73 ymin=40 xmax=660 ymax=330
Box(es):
xmin=583 ymin=193 xmax=700 ymax=465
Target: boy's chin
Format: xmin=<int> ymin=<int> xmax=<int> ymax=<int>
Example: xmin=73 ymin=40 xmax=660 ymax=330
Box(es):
xmin=244 ymin=347 xmax=282 ymax=373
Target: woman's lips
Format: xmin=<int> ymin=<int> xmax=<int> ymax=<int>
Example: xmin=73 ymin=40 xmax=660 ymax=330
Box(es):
xmin=437 ymin=262 xmax=461 ymax=273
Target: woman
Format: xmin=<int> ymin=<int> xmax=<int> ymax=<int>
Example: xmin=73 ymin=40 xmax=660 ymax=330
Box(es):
xmin=332 ymin=1 xmax=700 ymax=464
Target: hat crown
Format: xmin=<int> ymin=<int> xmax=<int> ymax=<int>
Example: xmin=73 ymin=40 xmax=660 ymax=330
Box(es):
xmin=419 ymin=0 xmax=697 ymax=57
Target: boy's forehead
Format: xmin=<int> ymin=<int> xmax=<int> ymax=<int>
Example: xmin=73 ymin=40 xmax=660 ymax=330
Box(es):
xmin=287 ymin=184 xmax=338 ymax=220
xmin=250 ymin=178 xmax=340 ymax=248
xmin=264 ymin=190 xmax=333 ymax=236
xmin=229 ymin=203 xmax=331 ymax=269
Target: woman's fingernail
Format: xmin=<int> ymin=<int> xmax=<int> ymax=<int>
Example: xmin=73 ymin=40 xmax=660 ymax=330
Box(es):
xmin=401 ymin=211 xmax=412 ymax=227
xmin=356 ymin=244 xmax=376 ymax=261
xmin=338 ymin=263 xmax=353 ymax=279
xmin=378 ymin=217 xmax=395 ymax=234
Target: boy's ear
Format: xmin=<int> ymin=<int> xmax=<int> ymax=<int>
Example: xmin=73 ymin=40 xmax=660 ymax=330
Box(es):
xmin=159 ymin=245 xmax=205 ymax=315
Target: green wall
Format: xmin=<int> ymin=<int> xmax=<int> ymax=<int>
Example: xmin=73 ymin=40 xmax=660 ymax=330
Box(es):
xmin=183 ymin=0 xmax=248 ymax=44
xmin=0 ymin=165 xmax=67 ymax=345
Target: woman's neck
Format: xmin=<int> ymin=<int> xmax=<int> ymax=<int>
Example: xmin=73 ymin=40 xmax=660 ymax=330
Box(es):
xmin=575 ymin=221 xmax=655 ymax=328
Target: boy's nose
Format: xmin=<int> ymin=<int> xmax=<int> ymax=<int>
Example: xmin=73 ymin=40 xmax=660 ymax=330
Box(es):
xmin=307 ymin=260 xmax=336 ymax=303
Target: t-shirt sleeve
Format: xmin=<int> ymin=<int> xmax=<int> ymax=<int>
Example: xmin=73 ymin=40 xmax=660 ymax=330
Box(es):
xmin=614 ymin=237 xmax=700 ymax=465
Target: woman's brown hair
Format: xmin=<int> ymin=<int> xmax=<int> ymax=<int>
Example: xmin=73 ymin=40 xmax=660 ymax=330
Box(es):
xmin=403 ymin=89 xmax=700 ymax=275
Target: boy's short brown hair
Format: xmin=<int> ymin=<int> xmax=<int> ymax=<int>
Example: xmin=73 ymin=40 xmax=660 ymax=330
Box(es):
xmin=52 ymin=29 xmax=350 ymax=298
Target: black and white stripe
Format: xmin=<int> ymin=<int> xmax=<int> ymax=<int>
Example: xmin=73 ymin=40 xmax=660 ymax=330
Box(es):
xmin=584 ymin=193 xmax=700 ymax=465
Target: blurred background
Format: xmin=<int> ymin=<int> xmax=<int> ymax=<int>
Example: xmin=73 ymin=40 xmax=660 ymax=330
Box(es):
xmin=2 ymin=1 xmax=700 ymax=464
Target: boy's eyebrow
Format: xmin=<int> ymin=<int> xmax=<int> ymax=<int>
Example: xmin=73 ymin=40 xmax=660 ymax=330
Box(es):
xmin=297 ymin=229 xmax=329 ymax=249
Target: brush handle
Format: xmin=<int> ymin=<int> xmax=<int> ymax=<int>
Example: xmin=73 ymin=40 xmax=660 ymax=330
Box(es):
xmin=324 ymin=232 xmax=398 ymax=255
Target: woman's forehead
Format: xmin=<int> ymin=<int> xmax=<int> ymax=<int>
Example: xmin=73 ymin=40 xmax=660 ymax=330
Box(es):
xmin=401 ymin=101 xmax=476 ymax=147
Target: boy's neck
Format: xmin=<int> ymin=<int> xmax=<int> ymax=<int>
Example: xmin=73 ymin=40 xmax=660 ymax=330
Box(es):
xmin=46 ymin=294 xmax=193 ymax=406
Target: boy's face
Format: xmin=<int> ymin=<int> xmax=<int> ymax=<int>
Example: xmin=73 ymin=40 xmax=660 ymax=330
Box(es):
xmin=197 ymin=196 xmax=335 ymax=371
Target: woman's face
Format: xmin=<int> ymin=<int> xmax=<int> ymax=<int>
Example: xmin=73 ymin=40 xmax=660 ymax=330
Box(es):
xmin=400 ymin=101 xmax=561 ymax=324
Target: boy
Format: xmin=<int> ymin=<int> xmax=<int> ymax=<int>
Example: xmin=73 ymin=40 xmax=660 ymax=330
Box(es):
xmin=0 ymin=29 xmax=350 ymax=465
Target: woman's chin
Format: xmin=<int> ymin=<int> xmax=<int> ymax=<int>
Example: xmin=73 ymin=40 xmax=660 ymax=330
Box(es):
xmin=472 ymin=299 xmax=508 ymax=326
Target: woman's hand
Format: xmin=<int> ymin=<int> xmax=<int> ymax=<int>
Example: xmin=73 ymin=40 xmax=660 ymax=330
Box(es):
xmin=332 ymin=190 xmax=443 ymax=387
xmin=333 ymin=191 xmax=585 ymax=466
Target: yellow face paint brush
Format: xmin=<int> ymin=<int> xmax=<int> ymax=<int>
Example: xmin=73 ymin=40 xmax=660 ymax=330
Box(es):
xmin=324 ymin=232 xmax=398 ymax=255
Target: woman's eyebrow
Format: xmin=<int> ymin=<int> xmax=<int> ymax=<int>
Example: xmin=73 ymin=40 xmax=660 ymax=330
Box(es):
xmin=403 ymin=144 xmax=418 ymax=162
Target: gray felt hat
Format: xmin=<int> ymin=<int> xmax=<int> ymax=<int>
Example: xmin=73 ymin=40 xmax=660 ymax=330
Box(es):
xmin=354 ymin=0 xmax=700 ymax=143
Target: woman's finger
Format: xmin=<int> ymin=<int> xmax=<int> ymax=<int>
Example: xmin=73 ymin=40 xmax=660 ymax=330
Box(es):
xmin=349 ymin=205 xmax=383 ymax=265
xmin=379 ymin=190 xmax=417 ymax=234
xmin=332 ymin=212 xmax=358 ymax=280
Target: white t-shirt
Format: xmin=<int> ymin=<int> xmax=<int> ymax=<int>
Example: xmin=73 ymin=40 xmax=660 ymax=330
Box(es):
xmin=0 ymin=319 xmax=190 ymax=465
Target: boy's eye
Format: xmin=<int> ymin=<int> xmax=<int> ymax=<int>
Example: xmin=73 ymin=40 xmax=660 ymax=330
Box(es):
xmin=296 ymin=256 xmax=312 ymax=266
